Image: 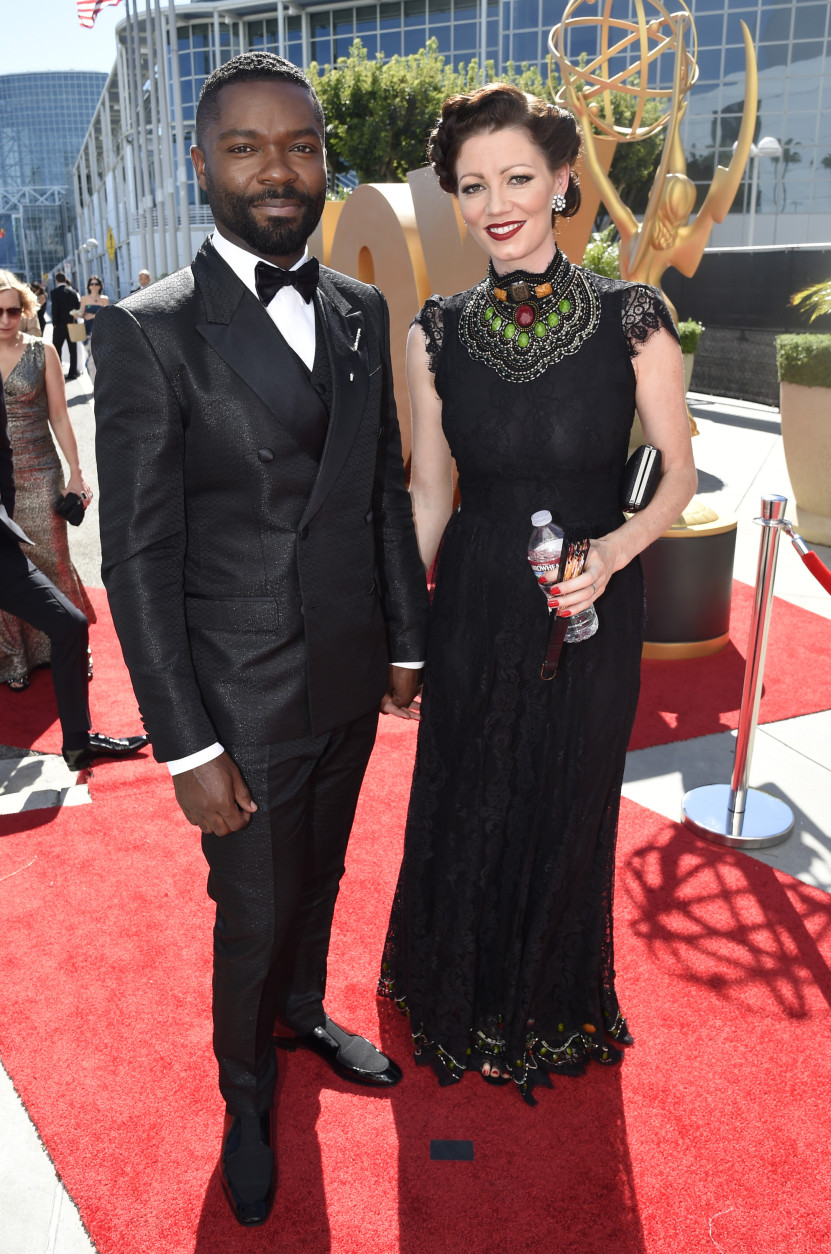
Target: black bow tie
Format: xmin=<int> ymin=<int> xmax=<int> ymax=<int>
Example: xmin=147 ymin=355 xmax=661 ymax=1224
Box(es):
xmin=254 ymin=257 xmax=319 ymax=306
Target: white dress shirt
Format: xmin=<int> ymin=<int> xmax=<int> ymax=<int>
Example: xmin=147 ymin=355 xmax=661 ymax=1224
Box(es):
xmin=166 ymin=231 xmax=421 ymax=776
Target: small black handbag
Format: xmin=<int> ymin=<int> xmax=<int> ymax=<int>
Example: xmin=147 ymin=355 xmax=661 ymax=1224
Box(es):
xmin=55 ymin=491 xmax=86 ymax=527
xmin=621 ymin=444 xmax=662 ymax=513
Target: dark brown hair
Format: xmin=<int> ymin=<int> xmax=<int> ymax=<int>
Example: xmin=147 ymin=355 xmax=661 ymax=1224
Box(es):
xmin=429 ymin=83 xmax=581 ymax=221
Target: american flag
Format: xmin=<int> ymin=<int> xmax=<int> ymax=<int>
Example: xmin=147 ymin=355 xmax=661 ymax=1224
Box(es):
xmin=77 ymin=0 xmax=122 ymax=28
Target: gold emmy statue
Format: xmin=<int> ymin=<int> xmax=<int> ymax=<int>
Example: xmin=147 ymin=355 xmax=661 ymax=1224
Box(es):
xmin=549 ymin=0 xmax=758 ymax=316
xmin=549 ymin=0 xmax=759 ymax=656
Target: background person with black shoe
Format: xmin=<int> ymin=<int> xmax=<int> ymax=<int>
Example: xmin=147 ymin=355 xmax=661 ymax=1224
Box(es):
xmin=92 ymin=53 xmax=428 ymax=1228
xmin=0 ymin=377 xmax=148 ymax=772
xmin=49 ymin=273 xmax=81 ymax=382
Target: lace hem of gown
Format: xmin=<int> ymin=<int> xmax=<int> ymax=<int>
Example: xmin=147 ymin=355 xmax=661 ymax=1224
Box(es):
xmin=620 ymin=283 xmax=679 ymax=357
xmin=378 ymin=976 xmax=633 ymax=1105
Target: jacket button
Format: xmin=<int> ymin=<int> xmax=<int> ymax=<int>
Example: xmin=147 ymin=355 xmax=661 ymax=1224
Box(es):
xmin=258 ymin=448 xmax=274 ymax=463
xmin=315 ymin=382 xmax=327 ymax=396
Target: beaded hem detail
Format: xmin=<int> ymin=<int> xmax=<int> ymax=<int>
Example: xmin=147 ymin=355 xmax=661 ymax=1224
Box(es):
xmin=458 ymin=251 xmax=601 ymax=384
xmin=377 ymin=975 xmax=630 ymax=1104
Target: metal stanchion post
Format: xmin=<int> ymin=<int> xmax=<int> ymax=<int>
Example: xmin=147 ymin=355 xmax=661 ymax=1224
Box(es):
xmin=682 ymin=494 xmax=795 ymax=849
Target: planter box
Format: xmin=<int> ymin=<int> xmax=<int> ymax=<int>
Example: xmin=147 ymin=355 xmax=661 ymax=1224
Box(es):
xmin=779 ymin=381 xmax=831 ymax=545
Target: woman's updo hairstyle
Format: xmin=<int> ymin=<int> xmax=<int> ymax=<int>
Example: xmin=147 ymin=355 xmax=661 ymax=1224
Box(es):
xmin=428 ymin=82 xmax=582 ymax=222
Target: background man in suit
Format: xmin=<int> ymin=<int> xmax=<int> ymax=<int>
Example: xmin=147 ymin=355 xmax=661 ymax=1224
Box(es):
xmin=0 ymin=377 xmax=148 ymax=769
xmin=93 ymin=53 xmax=428 ymax=1227
xmin=49 ymin=272 xmax=81 ymax=380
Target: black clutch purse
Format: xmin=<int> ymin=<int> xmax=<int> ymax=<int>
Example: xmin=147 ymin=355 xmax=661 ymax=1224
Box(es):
xmin=621 ymin=444 xmax=662 ymax=513
xmin=55 ymin=491 xmax=85 ymax=527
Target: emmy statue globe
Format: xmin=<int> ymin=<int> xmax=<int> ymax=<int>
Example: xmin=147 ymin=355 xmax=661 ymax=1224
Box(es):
xmin=549 ymin=0 xmax=758 ymax=315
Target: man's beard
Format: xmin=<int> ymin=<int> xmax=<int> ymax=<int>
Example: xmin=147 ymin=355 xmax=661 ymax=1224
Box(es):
xmin=206 ymin=172 xmax=325 ymax=258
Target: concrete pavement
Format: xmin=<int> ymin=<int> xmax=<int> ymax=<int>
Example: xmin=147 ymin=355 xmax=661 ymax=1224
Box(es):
xmin=0 ymin=367 xmax=829 ymax=1253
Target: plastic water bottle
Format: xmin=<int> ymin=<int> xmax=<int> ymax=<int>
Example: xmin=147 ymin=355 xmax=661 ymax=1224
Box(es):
xmin=528 ymin=511 xmax=599 ymax=644
xmin=527 ymin=510 xmax=563 ymax=612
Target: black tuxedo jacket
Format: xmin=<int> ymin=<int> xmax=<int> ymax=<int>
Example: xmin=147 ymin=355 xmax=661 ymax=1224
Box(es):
xmin=50 ymin=283 xmax=80 ymax=327
xmin=93 ymin=240 xmax=428 ymax=762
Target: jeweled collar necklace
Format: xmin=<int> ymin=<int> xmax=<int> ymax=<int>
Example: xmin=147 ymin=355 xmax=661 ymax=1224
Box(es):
xmin=458 ymin=249 xmax=600 ymax=383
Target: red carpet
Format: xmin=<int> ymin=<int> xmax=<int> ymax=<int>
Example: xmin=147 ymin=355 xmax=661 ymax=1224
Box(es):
xmin=0 ymin=586 xmax=830 ymax=1252
xmin=1 ymin=581 xmax=829 ymax=758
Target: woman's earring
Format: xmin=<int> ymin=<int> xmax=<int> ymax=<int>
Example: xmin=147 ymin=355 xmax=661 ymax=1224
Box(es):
xmin=552 ymin=192 xmax=567 ymax=214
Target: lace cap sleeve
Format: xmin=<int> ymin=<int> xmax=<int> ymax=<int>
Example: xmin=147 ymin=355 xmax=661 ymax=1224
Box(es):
xmin=412 ymin=296 xmax=445 ymax=375
xmin=621 ymin=284 xmax=680 ymax=357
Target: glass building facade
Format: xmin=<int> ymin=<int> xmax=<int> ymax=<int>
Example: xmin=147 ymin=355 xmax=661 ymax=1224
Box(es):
xmin=0 ymin=71 xmax=107 ymax=279
xmin=72 ymin=0 xmax=829 ymax=297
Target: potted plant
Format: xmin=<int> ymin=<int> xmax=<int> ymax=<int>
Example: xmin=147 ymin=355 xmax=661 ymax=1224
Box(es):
xmin=775 ymin=333 xmax=831 ymax=544
xmin=678 ymin=318 xmax=704 ymax=393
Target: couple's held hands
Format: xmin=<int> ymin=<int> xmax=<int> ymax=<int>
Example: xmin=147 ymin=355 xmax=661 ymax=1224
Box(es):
xmin=173 ymin=752 xmax=258 ymax=835
xmin=380 ymin=664 xmax=422 ymax=720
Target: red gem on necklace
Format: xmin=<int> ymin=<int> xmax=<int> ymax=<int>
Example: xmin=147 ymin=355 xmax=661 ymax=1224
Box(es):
xmin=515 ymin=304 xmax=536 ymax=328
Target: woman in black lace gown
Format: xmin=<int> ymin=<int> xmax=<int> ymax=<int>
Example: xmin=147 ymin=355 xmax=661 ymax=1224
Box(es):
xmin=379 ymin=85 xmax=697 ymax=1102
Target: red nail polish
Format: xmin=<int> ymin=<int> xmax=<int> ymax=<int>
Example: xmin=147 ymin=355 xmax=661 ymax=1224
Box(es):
xmin=550 ymin=586 xmax=561 ymax=596
xmin=559 ymin=609 xmax=572 ymax=617
xmin=548 ymin=598 xmax=560 ymax=608
xmin=537 ymin=575 xmax=548 ymax=584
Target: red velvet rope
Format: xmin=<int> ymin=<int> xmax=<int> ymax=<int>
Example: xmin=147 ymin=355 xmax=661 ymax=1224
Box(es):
xmin=799 ymin=549 xmax=831 ymax=597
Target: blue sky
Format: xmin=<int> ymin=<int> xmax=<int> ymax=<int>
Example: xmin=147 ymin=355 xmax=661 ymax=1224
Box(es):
xmin=1 ymin=0 xmax=147 ymax=76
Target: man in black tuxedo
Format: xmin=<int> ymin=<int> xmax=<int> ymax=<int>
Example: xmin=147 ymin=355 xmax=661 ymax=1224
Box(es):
xmin=0 ymin=380 xmax=148 ymax=769
xmin=49 ymin=272 xmax=81 ymax=380
xmin=93 ymin=53 xmax=428 ymax=1227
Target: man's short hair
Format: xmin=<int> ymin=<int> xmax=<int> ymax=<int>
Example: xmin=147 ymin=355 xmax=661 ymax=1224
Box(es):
xmin=195 ymin=52 xmax=325 ymax=148
xmin=55 ymin=271 xmax=67 ymax=283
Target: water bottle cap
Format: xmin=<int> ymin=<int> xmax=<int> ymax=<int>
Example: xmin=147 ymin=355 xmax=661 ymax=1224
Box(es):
xmin=531 ymin=510 xmax=552 ymax=527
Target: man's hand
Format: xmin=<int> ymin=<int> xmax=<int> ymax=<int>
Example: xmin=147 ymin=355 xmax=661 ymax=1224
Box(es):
xmin=380 ymin=665 xmax=422 ymax=720
xmin=172 ymin=752 xmax=258 ymax=835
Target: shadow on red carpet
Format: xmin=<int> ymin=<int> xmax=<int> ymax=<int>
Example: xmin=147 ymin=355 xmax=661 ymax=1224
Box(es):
xmin=1 ymin=590 xmax=831 ymax=1252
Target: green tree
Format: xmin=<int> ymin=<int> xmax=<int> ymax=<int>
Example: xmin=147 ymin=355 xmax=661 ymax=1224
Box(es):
xmin=309 ymin=39 xmax=554 ymax=185
xmin=310 ymin=37 xmax=664 ymax=219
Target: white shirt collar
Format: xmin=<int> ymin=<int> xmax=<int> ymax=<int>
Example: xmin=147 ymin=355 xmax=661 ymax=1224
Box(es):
xmin=210 ymin=229 xmax=309 ymax=300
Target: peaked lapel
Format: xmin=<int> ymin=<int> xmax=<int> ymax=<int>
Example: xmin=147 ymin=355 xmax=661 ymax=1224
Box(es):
xmin=298 ymin=274 xmax=370 ymax=531
xmin=193 ymin=242 xmax=325 ymax=462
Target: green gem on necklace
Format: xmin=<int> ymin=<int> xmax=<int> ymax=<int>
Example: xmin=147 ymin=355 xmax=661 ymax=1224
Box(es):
xmin=459 ymin=252 xmax=601 ymax=383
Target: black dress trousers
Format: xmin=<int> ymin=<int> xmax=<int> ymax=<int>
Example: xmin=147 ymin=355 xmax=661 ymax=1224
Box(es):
xmin=0 ymin=534 xmax=90 ymax=739
xmin=201 ymin=709 xmax=379 ymax=1115
xmin=51 ymin=323 xmax=78 ymax=376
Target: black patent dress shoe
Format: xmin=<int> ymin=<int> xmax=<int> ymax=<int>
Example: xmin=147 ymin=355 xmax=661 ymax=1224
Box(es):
xmin=62 ymin=731 xmax=150 ymax=772
xmin=220 ymin=1110 xmax=276 ymax=1227
xmin=299 ymin=1015 xmax=402 ymax=1087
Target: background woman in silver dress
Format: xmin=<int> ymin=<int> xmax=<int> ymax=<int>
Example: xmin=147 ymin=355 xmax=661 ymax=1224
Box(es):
xmin=0 ymin=272 xmax=95 ymax=691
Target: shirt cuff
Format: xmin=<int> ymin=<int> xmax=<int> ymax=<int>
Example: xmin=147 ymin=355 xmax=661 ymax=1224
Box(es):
xmin=166 ymin=742 xmax=225 ymax=776
xmin=391 ymin=660 xmax=424 ymax=669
